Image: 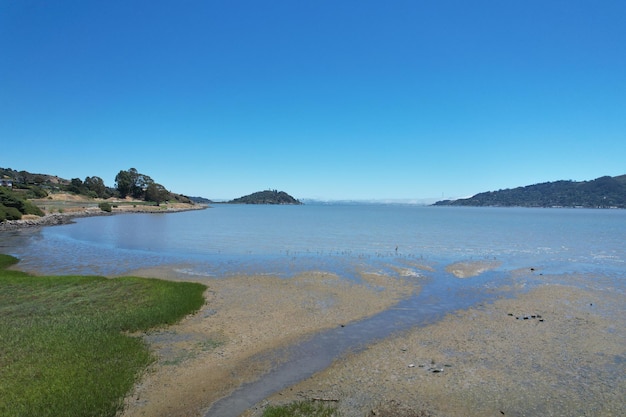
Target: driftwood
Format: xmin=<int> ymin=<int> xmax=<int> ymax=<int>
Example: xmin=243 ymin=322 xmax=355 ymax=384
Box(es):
xmin=311 ymin=397 xmax=339 ymax=402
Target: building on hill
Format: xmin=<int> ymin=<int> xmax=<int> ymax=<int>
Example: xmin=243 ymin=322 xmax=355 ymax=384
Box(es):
xmin=0 ymin=178 xmax=13 ymax=188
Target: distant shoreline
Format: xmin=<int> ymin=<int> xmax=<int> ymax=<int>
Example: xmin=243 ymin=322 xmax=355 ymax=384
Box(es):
xmin=0 ymin=204 xmax=207 ymax=232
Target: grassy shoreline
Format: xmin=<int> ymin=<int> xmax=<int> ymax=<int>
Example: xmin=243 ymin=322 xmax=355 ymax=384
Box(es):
xmin=0 ymin=254 xmax=206 ymax=417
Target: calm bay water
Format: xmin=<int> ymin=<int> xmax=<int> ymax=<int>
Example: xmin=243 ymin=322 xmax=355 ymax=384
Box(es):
xmin=2 ymin=204 xmax=625 ymax=280
xmin=2 ymin=204 xmax=625 ymax=416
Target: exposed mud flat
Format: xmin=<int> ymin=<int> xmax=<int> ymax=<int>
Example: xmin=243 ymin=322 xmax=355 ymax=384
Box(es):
xmin=120 ymin=263 xmax=625 ymax=417
xmin=121 ymin=269 xmax=415 ymax=417
xmin=445 ymin=260 xmax=501 ymax=278
xmin=253 ymin=278 xmax=625 ymax=417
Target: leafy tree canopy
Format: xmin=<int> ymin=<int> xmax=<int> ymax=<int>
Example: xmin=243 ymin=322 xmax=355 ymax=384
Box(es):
xmin=1 ymin=167 xmax=195 ymax=211
xmin=115 ymin=168 xmax=182 ymax=204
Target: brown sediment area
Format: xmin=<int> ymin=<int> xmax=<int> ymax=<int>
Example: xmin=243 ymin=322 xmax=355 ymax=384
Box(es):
xmin=253 ymin=273 xmax=626 ymax=417
xmin=120 ymin=269 xmax=416 ymax=417
xmin=445 ymin=260 xmax=501 ymax=278
xmin=117 ymin=263 xmax=626 ymax=417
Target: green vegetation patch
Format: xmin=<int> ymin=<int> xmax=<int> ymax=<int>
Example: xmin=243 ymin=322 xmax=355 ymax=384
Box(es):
xmin=98 ymin=201 xmax=113 ymax=212
xmin=229 ymin=189 xmax=302 ymax=205
xmin=0 ymin=186 xmax=44 ymax=220
xmin=262 ymin=400 xmax=340 ymax=417
xmin=0 ymin=254 xmax=206 ymax=417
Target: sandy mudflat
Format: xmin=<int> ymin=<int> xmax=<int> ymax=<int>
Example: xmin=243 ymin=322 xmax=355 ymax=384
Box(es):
xmin=252 ymin=274 xmax=626 ymax=417
xmin=445 ymin=260 xmax=501 ymax=278
xmin=121 ymin=265 xmax=625 ymax=417
xmin=120 ymin=269 xmax=416 ymax=417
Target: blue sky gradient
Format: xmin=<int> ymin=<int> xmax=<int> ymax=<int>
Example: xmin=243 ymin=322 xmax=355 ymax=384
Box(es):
xmin=2 ymin=1 xmax=625 ymax=201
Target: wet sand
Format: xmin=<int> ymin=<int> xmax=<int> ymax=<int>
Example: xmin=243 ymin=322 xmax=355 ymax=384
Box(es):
xmin=445 ymin=260 xmax=501 ymax=278
xmin=121 ymin=264 xmax=625 ymax=417
xmin=252 ymin=273 xmax=626 ymax=417
xmin=121 ymin=269 xmax=415 ymax=417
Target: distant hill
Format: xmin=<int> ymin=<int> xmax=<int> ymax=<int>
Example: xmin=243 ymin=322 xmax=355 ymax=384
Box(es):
xmin=1 ymin=167 xmax=70 ymax=187
xmin=188 ymin=196 xmax=213 ymax=205
xmin=228 ymin=190 xmax=302 ymax=205
xmin=433 ymin=175 xmax=626 ymax=208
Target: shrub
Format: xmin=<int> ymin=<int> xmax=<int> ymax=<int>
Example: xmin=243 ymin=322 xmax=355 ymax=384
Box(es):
xmin=0 ymin=204 xmax=22 ymax=221
xmin=22 ymin=200 xmax=44 ymax=216
xmin=24 ymin=185 xmax=48 ymax=199
xmin=0 ymin=188 xmax=44 ymax=217
xmin=99 ymin=202 xmax=113 ymax=212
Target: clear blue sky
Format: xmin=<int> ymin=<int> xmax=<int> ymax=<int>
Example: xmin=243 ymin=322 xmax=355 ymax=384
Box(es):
xmin=1 ymin=1 xmax=625 ymax=201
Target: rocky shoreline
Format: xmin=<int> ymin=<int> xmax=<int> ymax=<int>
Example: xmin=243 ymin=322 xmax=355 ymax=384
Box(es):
xmin=0 ymin=210 xmax=105 ymax=231
xmin=0 ymin=204 xmax=206 ymax=232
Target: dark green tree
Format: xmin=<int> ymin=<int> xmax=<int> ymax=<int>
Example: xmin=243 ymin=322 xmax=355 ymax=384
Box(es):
xmin=68 ymin=178 xmax=85 ymax=194
xmin=114 ymin=170 xmax=133 ymax=198
xmin=133 ymin=171 xmax=154 ymax=199
xmin=145 ymin=183 xmax=170 ymax=205
xmin=84 ymin=176 xmax=107 ymax=198
xmin=115 ymin=168 xmax=156 ymax=200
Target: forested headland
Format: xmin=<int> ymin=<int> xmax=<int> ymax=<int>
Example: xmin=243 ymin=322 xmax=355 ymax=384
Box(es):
xmin=434 ymin=175 xmax=626 ymax=208
xmin=1 ymin=167 xmax=196 ymax=221
xmin=227 ymin=189 xmax=302 ymax=205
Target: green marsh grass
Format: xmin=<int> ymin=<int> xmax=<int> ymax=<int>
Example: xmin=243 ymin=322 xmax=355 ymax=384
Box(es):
xmin=0 ymin=254 xmax=206 ymax=417
xmin=262 ymin=400 xmax=340 ymax=417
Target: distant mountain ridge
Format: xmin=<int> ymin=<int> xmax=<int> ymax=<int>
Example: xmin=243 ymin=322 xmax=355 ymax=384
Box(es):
xmin=228 ymin=190 xmax=302 ymax=205
xmin=434 ymin=175 xmax=626 ymax=208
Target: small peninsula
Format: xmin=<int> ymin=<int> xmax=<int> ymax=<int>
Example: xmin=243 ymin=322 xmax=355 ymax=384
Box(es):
xmin=433 ymin=175 xmax=626 ymax=208
xmin=0 ymin=167 xmax=202 ymax=226
xmin=228 ymin=190 xmax=302 ymax=205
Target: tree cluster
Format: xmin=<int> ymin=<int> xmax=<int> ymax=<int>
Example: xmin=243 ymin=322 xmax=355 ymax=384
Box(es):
xmin=1 ymin=167 xmax=193 ymax=210
xmin=114 ymin=168 xmax=172 ymax=204
xmin=68 ymin=176 xmax=114 ymax=199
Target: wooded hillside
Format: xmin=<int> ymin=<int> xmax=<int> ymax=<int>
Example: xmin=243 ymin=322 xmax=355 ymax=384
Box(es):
xmin=228 ymin=190 xmax=302 ymax=205
xmin=434 ymin=175 xmax=626 ymax=208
